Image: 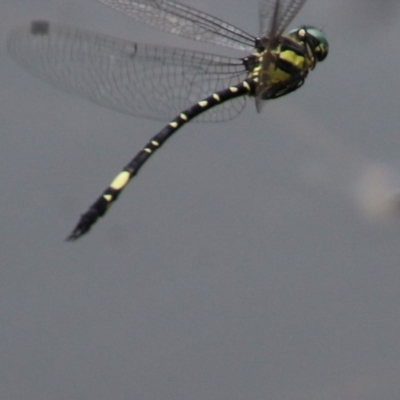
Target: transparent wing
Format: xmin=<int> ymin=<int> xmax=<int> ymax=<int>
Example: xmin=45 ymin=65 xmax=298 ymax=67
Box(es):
xmin=7 ymin=21 xmax=249 ymax=122
xmin=258 ymin=0 xmax=307 ymax=38
xmin=96 ymin=0 xmax=255 ymax=51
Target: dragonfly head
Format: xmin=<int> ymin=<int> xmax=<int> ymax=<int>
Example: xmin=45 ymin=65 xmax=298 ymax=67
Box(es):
xmin=288 ymin=26 xmax=329 ymax=63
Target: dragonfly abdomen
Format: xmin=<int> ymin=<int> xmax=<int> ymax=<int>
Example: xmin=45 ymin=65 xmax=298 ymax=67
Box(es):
xmin=67 ymin=79 xmax=255 ymax=240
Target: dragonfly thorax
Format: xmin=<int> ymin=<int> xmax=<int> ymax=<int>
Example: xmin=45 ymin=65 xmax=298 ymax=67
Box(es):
xmin=247 ymin=26 xmax=328 ymax=102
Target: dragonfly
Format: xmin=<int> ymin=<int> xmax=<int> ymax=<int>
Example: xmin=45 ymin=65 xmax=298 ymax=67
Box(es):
xmin=7 ymin=0 xmax=329 ymax=241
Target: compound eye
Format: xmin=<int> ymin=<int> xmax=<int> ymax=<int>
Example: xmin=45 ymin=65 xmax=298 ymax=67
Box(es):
xmin=304 ymin=27 xmax=329 ymax=62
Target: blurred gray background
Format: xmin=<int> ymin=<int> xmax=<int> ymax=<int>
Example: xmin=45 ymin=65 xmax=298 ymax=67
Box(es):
xmin=1 ymin=1 xmax=400 ymax=399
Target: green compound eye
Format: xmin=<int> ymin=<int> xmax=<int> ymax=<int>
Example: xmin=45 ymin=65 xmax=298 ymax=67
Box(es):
xmin=288 ymin=27 xmax=329 ymax=61
xmin=306 ymin=28 xmax=329 ymax=61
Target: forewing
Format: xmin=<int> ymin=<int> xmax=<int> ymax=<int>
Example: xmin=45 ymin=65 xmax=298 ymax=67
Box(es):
xmin=7 ymin=21 xmax=249 ymax=122
xmin=258 ymin=0 xmax=307 ymax=38
xmin=97 ymin=0 xmax=255 ymax=51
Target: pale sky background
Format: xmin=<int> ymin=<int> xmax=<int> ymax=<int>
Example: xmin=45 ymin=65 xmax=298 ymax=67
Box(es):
xmin=1 ymin=1 xmax=400 ymax=399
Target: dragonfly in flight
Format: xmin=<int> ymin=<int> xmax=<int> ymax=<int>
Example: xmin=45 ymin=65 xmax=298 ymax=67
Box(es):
xmin=7 ymin=0 xmax=329 ymax=240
